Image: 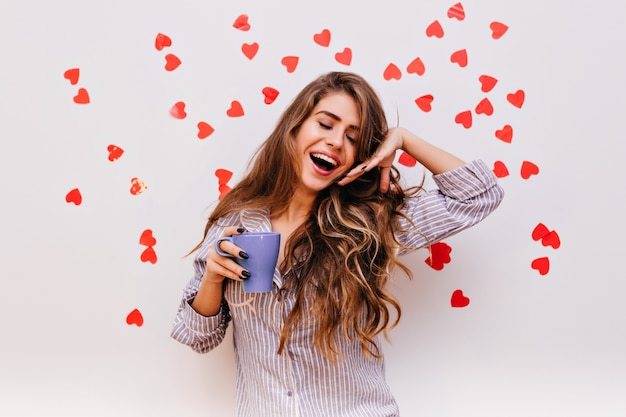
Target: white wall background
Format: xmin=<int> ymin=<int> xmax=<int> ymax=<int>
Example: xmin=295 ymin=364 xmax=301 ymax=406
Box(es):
xmin=1 ymin=0 xmax=625 ymax=416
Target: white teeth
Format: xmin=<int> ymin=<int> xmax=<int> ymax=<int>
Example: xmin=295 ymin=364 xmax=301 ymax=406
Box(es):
xmin=311 ymin=153 xmax=337 ymax=167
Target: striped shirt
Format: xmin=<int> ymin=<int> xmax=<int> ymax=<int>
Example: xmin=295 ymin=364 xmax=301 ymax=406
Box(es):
xmin=171 ymin=160 xmax=504 ymax=417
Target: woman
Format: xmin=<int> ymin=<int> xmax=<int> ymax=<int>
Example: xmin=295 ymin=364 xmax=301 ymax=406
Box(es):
xmin=171 ymin=71 xmax=504 ymax=416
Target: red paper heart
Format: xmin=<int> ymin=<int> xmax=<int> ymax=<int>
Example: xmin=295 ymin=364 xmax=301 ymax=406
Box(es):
xmin=450 ymin=49 xmax=468 ymax=67
xmin=140 ymin=246 xmax=157 ymax=264
xmin=490 ymin=21 xmax=509 ymax=39
xmin=531 ymin=257 xmax=550 ymax=275
xmin=233 ymin=14 xmax=250 ymax=31
xmin=495 ymin=125 xmax=513 ymax=143
xmin=215 ymin=168 xmax=233 ymax=185
xmin=262 ymin=87 xmax=279 ymax=104
xmin=226 ymin=101 xmax=244 ymax=117
xmin=164 ymin=53 xmax=181 ymax=71
xmin=475 ymin=97 xmax=493 ymax=116
xmin=197 ymin=122 xmax=214 ymax=139
xmin=65 ymin=188 xmax=82 ymax=205
xmin=155 ymin=33 xmax=172 ymax=50
xmin=241 ymin=42 xmax=259 ymax=60
xmin=64 ymin=68 xmax=79 ymax=85
xmin=126 ymin=308 xmax=144 ymax=326
xmin=532 ymin=223 xmax=550 ymax=241
xmin=218 ymin=184 xmax=231 ymax=200
xmin=507 ymin=89 xmax=525 ymax=108
xmin=425 ymin=242 xmax=452 ymax=270
xmin=335 ymin=48 xmax=352 ymax=66
xmin=451 ymin=289 xmax=470 ymax=308
xmin=281 ymin=56 xmax=299 ymax=73
xmin=542 ymin=231 xmax=561 ymax=249
xmin=107 ymin=144 xmax=124 ymax=161
xmin=447 ymin=3 xmax=465 ymax=21
xmin=73 ymin=88 xmax=90 ymax=104
xmin=454 ymin=110 xmax=472 ymax=128
xmin=169 ymin=101 xmax=187 ymax=119
xmin=406 ymin=57 xmax=425 ymax=76
xmin=139 ymin=229 xmax=157 ymax=247
xmin=398 ymin=151 xmax=417 ymax=167
xmin=415 ymin=94 xmax=434 ymax=112
xmin=520 ymin=161 xmax=539 ymax=179
xmin=383 ymin=63 xmax=402 ymax=81
xmin=130 ymin=177 xmax=148 ymax=195
xmin=313 ymin=29 xmax=331 ymax=47
xmin=492 ymin=161 xmax=509 ymax=178
xmin=478 ymin=75 xmax=498 ymax=92
xmin=426 ymin=20 xmax=444 ymax=38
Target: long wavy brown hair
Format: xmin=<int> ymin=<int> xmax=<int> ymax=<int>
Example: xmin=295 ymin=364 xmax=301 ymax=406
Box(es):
xmin=194 ymin=72 xmax=421 ymax=361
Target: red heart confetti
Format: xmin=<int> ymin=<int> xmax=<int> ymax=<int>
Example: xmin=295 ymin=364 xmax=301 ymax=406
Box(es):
xmin=454 ymin=110 xmax=472 ymax=128
xmin=226 ymin=100 xmax=244 ymax=117
xmin=281 ymin=56 xmax=299 ymax=73
xmin=490 ymin=21 xmax=509 ymax=39
xmin=218 ymin=184 xmax=232 ymax=200
xmin=450 ymin=49 xmax=468 ymax=67
xmin=425 ymin=242 xmax=452 ymax=270
xmin=495 ymin=125 xmax=513 ymax=143
xmin=215 ymin=168 xmax=233 ymax=185
xmin=415 ymin=94 xmax=434 ymax=112
xmin=241 ymin=42 xmax=259 ymax=60
xmin=107 ymin=144 xmax=124 ymax=161
xmin=233 ymin=14 xmax=250 ymax=31
xmin=155 ymin=33 xmax=172 ymax=51
xmin=164 ymin=53 xmax=181 ymax=71
xmin=169 ymin=101 xmax=187 ymax=119
xmin=130 ymin=177 xmax=148 ymax=195
xmin=139 ymin=229 xmax=157 ymax=247
xmin=406 ymin=57 xmax=425 ymax=76
xmin=447 ymin=3 xmax=465 ymax=21
xmin=65 ymin=188 xmax=82 ymax=205
xmin=398 ymin=152 xmax=417 ymax=167
xmin=383 ymin=63 xmax=402 ymax=81
xmin=140 ymin=246 xmax=157 ymax=264
xmin=450 ymin=289 xmax=470 ymax=308
xmin=262 ymin=87 xmax=279 ymax=104
xmin=532 ymin=223 xmax=550 ymax=241
xmin=492 ymin=161 xmax=509 ymax=178
xmin=73 ymin=88 xmax=90 ymax=104
xmin=475 ymin=97 xmax=494 ymax=116
xmin=478 ymin=75 xmax=498 ymax=92
xmin=197 ymin=122 xmax=215 ymax=139
xmin=507 ymin=89 xmax=525 ymax=108
xmin=520 ymin=161 xmax=539 ymax=179
xmin=64 ymin=68 xmax=80 ymax=85
xmin=335 ymin=47 xmax=352 ymax=66
xmin=313 ymin=29 xmax=331 ymax=47
xmin=531 ymin=257 xmax=550 ymax=275
xmin=426 ymin=20 xmax=444 ymax=38
xmin=542 ymin=231 xmax=561 ymax=249
xmin=126 ymin=308 xmax=144 ymax=326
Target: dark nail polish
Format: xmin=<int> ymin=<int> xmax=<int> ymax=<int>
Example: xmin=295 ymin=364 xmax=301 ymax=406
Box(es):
xmin=361 ymin=165 xmax=367 ymax=171
xmin=241 ymin=270 xmax=251 ymax=278
xmin=237 ymin=227 xmax=246 ymax=233
xmin=239 ymin=251 xmax=249 ymax=259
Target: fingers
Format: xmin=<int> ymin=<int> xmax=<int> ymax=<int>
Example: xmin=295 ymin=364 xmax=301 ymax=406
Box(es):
xmin=204 ymin=226 xmax=250 ymax=283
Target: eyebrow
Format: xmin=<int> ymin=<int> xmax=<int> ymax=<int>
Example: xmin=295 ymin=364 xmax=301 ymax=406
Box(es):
xmin=315 ymin=110 xmax=360 ymax=132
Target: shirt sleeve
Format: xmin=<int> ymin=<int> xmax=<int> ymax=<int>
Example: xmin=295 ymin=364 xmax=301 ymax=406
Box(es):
xmin=170 ymin=214 xmax=239 ymax=353
xmin=395 ymin=159 xmax=504 ymax=254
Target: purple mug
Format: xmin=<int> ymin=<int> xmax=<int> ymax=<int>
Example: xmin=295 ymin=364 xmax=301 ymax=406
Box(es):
xmin=215 ymin=232 xmax=280 ymax=292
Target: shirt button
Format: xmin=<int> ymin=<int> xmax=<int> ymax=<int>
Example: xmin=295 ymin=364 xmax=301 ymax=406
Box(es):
xmin=287 ymin=391 xmax=293 ymax=397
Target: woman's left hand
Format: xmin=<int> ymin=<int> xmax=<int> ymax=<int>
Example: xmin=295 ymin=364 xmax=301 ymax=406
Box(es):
xmin=337 ymin=127 xmax=405 ymax=192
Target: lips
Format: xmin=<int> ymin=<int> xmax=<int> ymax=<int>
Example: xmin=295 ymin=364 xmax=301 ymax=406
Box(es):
xmin=310 ymin=152 xmax=339 ymax=173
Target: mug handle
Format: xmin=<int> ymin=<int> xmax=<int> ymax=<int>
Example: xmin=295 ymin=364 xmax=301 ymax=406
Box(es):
xmin=214 ymin=236 xmax=234 ymax=257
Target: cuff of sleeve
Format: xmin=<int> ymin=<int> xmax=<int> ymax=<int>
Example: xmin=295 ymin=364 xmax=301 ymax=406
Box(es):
xmin=181 ymin=295 xmax=224 ymax=334
xmin=432 ymin=160 xmax=498 ymax=201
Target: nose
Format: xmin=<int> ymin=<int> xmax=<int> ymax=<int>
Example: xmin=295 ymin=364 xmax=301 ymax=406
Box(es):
xmin=325 ymin=130 xmax=343 ymax=149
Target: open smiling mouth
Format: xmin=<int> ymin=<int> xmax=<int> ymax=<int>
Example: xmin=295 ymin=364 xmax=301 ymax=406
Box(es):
xmin=310 ymin=153 xmax=338 ymax=172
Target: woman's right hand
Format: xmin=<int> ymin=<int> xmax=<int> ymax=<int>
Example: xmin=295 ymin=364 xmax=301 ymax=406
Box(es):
xmin=203 ymin=226 xmax=251 ymax=284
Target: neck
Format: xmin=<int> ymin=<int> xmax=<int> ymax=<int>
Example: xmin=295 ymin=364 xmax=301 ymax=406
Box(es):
xmin=273 ymin=189 xmax=315 ymax=225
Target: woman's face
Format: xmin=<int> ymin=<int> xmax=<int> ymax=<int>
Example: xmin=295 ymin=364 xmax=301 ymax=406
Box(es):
xmin=294 ymin=91 xmax=359 ymax=197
